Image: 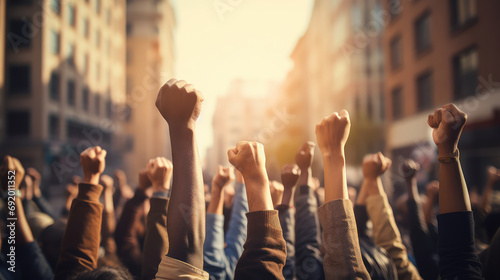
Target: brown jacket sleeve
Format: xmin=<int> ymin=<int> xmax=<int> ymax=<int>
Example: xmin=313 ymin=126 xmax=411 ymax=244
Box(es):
xmin=142 ymin=197 xmax=170 ymax=280
xmin=55 ymin=183 xmax=103 ymax=280
xmin=318 ymin=198 xmax=371 ymax=280
xmin=234 ymin=210 xmax=286 ymax=280
xmin=114 ymin=189 xmax=148 ymax=278
xmin=366 ymin=194 xmax=422 ymax=280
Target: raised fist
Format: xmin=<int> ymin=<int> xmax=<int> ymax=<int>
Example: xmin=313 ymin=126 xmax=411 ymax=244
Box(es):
xmin=315 ymin=110 xmax=351 ymax=156
xmin=138 ymin=170 xmax=152 ymax=191
xmin=114 ymin=169 xmax=127 ymax=187
xmin=212 ymin=165 xmax=235 ymax=190
xmin=295 ymin=141 xmax=315 ymax=170
xmin=281 ymin=164 xmax=301 ymax=189
xmin=155 ymin=79 xmax=204 ymax=129
xmin=0 ymin=156 xmax=25 ymax=191
xmin=487 ymin=166 xmax=500 ymax=183
xmin=146 ymin=157 xmax=173 ymax=192
xmin=401 ymin=159 xmax=420 ymax=180
xmin=362 ymin=152 xmax=392 ymax=179
xmin=269 ymin=180 xmax=284 ymax=207
xmin=426 ymin=181 xmax=439 ymax=198
xmin=227 ymin=141 xmax=267 ymax=180
xmin=80 ymin=146 xmax=107 ymax=185
xmin=427 ymin=103 xmax=467 ymax=155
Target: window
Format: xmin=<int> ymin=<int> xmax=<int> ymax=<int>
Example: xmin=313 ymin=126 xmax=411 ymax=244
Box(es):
xmin=453 ymin=47 xmax=478 ymax=99
xmin=390 ymin=35 xmax=402 ymax=70
xmin=67 ymin=4 xmax=76 ymax=26
xmin=83 ymin=18 xmax=89 ymax=37
xmin=8 ymin=19 xmax=32 ymax=49
xmin=8 ymin=65 xmax=31 ymax=95
xmin=367 ymin=94 xmax=373 ymax=119
xmin=95 ymin=0 xmax=101 ymax=14
xmin=83 ymin=53 xmax=89 ymax=75
xmin=82 ymin=87 xmax=89 ymax=111
xmin=106 ymin=9 xmax=111 ymax=25
xmin=415 ymin=12 xmax=431 ymax=54
xmin=6 ymin=111 xmax=30 ymax=137
xmin=451 ymin=0 xmax=477 ymax=30
xmin=417 ymin=72 xmax=433 ymax=111
xmin=50 ymin=0 xmax=60 ymax=14
xmin=67 ymin=80 xmax=76 ymax=106
xmin=50 ymin=30 xmax=60 ymax=54
xmin=95 ymin=63 xmax=100 ymax=81
xmin=49 ymin=72 xmax=60 ymax=100
xmin=392 ymin=87 xmax=403 ymax=120
xmin=49 ymin=115 xmax=59 ymax=139
xmin=67 ymin=43 xmax=75 ymax=66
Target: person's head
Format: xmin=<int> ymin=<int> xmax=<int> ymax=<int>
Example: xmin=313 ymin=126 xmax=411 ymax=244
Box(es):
xmin=72 ymin=266 xmax=133 ymax=280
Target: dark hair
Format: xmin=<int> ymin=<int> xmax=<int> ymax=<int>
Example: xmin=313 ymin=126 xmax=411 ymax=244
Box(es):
xmin=72 ymin=266 xmax=133 ymax=280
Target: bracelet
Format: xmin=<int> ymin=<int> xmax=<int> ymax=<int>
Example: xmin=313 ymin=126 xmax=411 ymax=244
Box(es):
xmin=438 ymin=149 xmax=459 ymax=163
xmin=1 ymin=189 xmax=22 ymax=199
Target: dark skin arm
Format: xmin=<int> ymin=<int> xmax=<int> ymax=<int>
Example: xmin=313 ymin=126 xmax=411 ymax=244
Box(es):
xmin=280 ymin=164 xmax=300 ymax=207
xmin=156 ymin=78 xmax=205 ymax=269
xmin=207 ymin=166 xmax=234 ymax=215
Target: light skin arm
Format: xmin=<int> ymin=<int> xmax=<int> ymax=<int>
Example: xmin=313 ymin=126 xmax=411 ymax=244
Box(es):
xmin=156 ymin=79 xmax=205 ymax=269
xmin=207 ymin=165 xmax=234 ymax=215
xmin=427 ymin=103 xmax=470 ymax=214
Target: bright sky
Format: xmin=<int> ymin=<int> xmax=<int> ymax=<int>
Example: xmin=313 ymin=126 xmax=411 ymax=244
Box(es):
xmin=171 ymin=0 xmax=314 ymax=160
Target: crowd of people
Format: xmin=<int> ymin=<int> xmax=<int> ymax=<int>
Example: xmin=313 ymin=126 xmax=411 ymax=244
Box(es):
xmin=0 ymin=79 xmax=499 ymax=279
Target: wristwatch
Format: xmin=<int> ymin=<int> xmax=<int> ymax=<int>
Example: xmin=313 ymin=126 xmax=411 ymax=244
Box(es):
xmin=438 ymin=149 xmax=459 ymax=163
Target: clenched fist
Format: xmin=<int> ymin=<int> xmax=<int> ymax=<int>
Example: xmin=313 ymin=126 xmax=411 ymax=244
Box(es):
xmin=427 ymin=103 xmax=467 ymax=155
xmin=295 ymin=141 xmax=315 ymax=170
xmin=401 ymin=159 xmax=420 ymax=180
xmin=281 ymin=164 xmax=301 ymax=189
xmin=362 ymin=152 xmax=392 ymax=179
xmin=100 ymin=174 xmax=114 ymax=191
xmin=315 ymin=110 xmax=350 ymax=157
xmin=146 ymin=157 xmax=173 ymax=192
xmin=80 ymin=146 xmax=107 ymax=185
xmin=0 ymin=156 xmax=25 ymax=190
xmin=269 ymin=181 xmax=284 ymax=208
xmin=228 ymin=142 xmax=267 ymax=180
xmin=155 ymin=79 xmax=204 ymax=130
xmin=212 ymin=165 xmax=235 ymax=190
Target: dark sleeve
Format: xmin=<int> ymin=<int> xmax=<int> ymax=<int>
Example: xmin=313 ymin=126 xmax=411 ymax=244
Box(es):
xmin=17 ymin=241 xmax=53 ymax=280
xmin=479 ymin=227 xmax=500 ymax=280
xmin=438 ymin=211 xmax=484 ymax=280
xmin=142 ymin=197 xmax=170 ymax=280
xmin=114 ymin=189 xmax=148 ymax=278
xmin=276 ymin=204 xmax=295 ymax=280
xmin=354 ymin=204 xmax=369 ymax=239
xmin=32 ymin=196 xmax=56 ymax=219
xmin=234 ymin=210 xmax=286 ymax=280
xmin=407 ymin=197 xmax=439 ymax=280
xmin=55 ymin=183 xmax=103 ymax=280
xmin=294 ymin=185 xmax=324 ymax=280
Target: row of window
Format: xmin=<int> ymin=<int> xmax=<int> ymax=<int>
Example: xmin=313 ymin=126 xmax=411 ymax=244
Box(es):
xmin=50 ymin=0 xmax=104 ymax=19
xmin=390 ymin=0 xmax=477 ymax=70
xmin=391 ymin=47 xmax=478 ymax=120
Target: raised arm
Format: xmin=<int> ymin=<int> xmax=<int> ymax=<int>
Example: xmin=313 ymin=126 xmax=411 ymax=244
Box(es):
xmin=278 ymin=164 xmax=300 ymax=280
xmin=427 ymin=103 xmax=483 ymax=279
xmin=293 ymin=141 xmax=324 ymax=280
xmin=55 ymin=146 xmax=106 ymax=280
xmin=154 ymin=79 xmax=208 ymax=279
xmin=479 ymin=166 xmax=500 ymax=213
xmin=315 ymin=110 xmax=370 ymax=279
xmin=230 ymin=141 xmax=286 ymax=279
xmin=26 ymin=167 xmax=56 ymax=219
xmin=100 ymin=174 xmax=117 ymax=258
xmin=142 ymin=157 xmax=173 ymax=280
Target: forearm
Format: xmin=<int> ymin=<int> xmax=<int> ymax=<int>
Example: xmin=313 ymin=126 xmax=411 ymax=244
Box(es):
xmin=439 ymin=161 xmax=471 ymax=214
xmin=4 ymin=196 xmax=34 ymax=244
xmin=167 ymin=127 xmax=205 ymax=269
xmin=244 ymin=174 xmax=273 ymax=212
xmin=281 ymin=187 xmax=295 ymax=207
xmin=424 ymin=194 xmax=437 ymax=225
xmin=323 ymin=154 xmax=348 ymax=202
xmin=297 ymin=167 xmax=313 ymax=190
xmin=207 ymin=187 xmax=224 ymax=215
xmin=479 ymin=181 xmax=494 ymax=212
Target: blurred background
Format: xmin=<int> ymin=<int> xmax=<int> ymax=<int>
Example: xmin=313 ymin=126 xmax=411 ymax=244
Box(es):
xmin=1 ymin=0 xmax=499 ymax=205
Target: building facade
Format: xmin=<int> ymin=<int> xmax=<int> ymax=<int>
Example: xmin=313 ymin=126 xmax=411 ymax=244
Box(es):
xmin=123 ymin=0 xmax=176 ymax=185
xmin=384 ymin=0 xmax=500 ymax=188
xmin=1 ymin=0 xmax=127 ymax=185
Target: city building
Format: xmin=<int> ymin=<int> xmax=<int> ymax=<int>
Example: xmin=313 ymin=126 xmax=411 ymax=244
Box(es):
xmin=123 ymin=0 xmax=176 ymax=185
xmin=384 ymin=0 xmax=500 ymax=188
xmin=1 ymin=0 xmax=127 ymax=185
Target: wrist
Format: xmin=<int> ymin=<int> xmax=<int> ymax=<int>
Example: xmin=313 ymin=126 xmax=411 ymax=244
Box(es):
xmin=152 ymin=184 xmax=169 ymax=193
xmin=322 ymin=153 xmax=345 ymax=165
xmin=169 ymin=123 xmax=196 ymax=134
xmin=83 ymin=173 xmax=101 ymax=185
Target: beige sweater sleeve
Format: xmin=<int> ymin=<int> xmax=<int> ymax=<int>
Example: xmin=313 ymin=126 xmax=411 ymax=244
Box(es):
xmin=366 ymin=194 xmax=422 ymax=280
xmin=318 ymin=199 xmax=371 ymax=280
